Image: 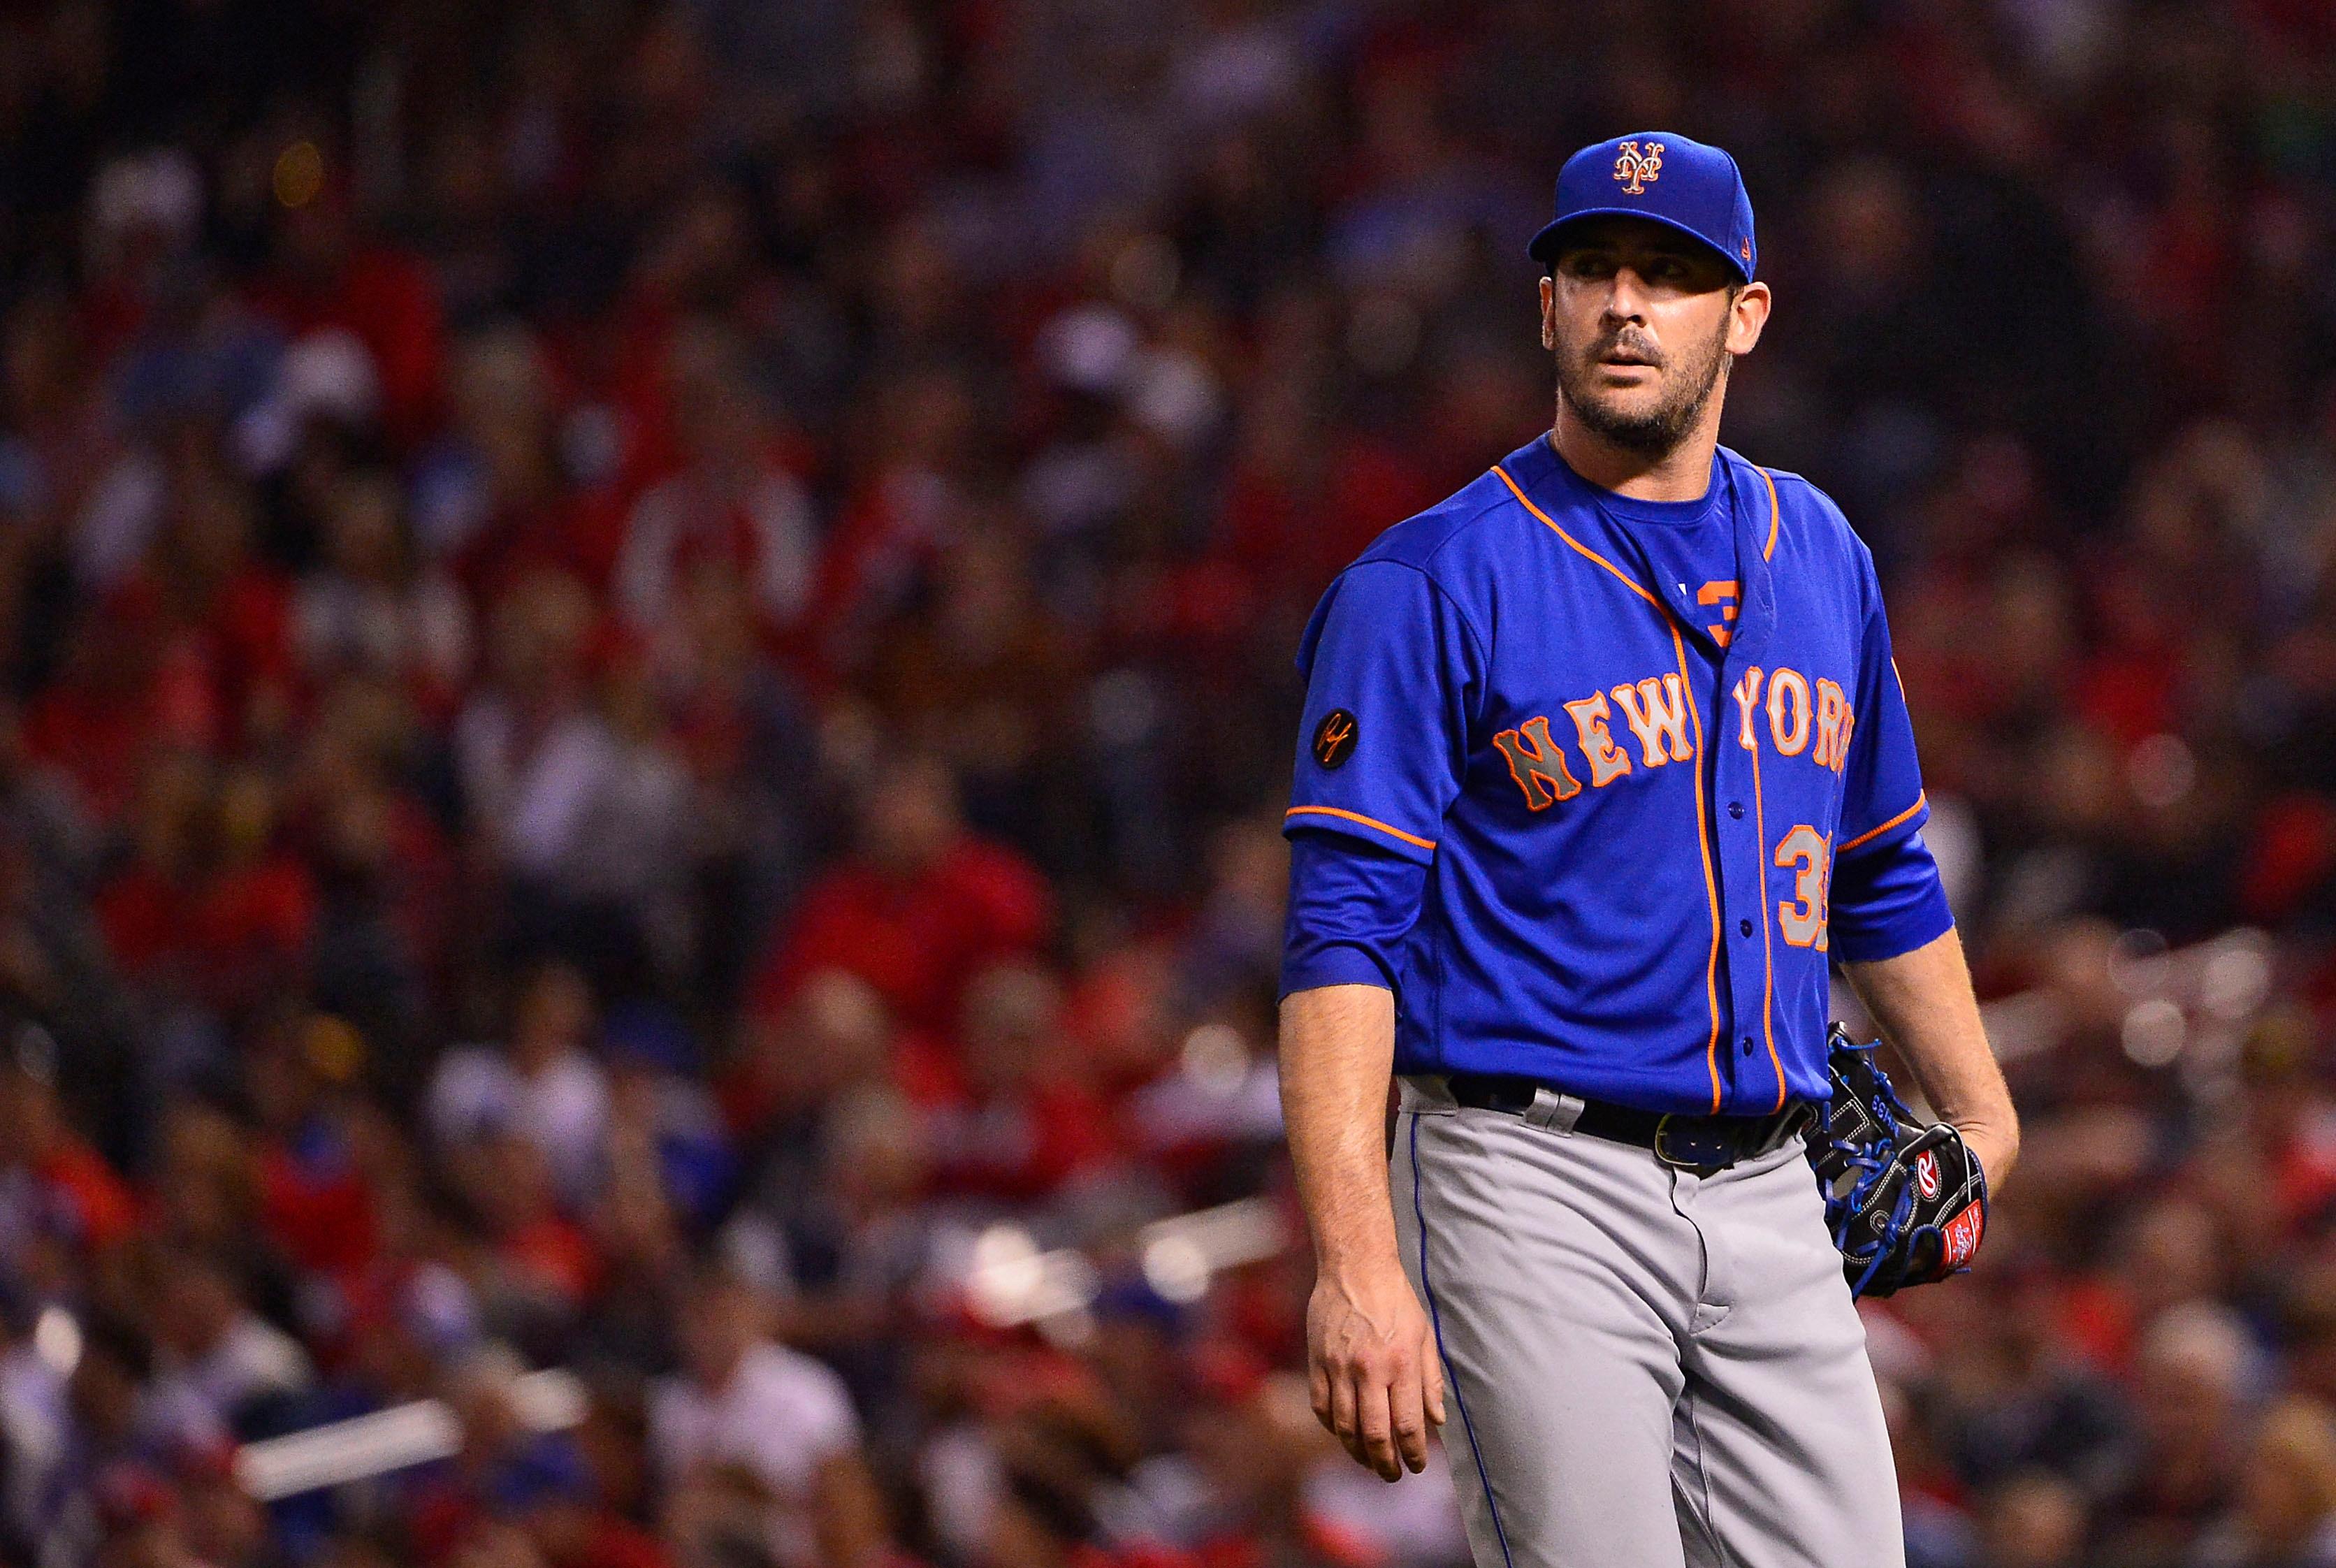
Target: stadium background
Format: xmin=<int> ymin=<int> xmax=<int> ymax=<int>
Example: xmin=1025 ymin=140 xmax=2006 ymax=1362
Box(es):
xmin=3 ymin=0 xmax=2336 ymax=1565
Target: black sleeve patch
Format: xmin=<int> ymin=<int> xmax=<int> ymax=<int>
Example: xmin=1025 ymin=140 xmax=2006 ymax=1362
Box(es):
xmin=1312 ymin=709 xmax=1359 ymax=770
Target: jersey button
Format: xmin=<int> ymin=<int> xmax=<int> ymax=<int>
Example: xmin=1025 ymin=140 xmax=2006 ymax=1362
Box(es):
xmin=1727 ymin=801 xmax=1744 ymax=819
xmin=1739 ymin=917 xmax=1753 ymax=937
xmin=1741 ymin=1035 xmax=1755 ymax=1056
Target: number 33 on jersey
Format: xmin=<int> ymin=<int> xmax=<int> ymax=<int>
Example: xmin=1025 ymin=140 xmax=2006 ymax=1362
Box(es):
xmin=1283 ymin=434 xmax=1952 ymax=1118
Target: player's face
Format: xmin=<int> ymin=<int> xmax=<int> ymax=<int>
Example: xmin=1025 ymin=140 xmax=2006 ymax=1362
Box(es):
xmin=1540 ymin=219 xmax=1770 ymax=457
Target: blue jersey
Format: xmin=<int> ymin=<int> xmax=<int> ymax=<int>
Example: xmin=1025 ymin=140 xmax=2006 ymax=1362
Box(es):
xmin=1280 ymin=433 xmax=1952 ymax=1116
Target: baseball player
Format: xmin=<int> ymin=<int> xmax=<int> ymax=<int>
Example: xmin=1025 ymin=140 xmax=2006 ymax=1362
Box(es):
xmin=1276 ymin=132 xmax=2020 ymax=1567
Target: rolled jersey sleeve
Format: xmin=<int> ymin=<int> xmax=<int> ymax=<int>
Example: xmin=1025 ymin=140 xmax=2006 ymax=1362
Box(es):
xmin=1280 ymin=830 xmax=1428 ymax=999
xmin=1283 ymin=559 xmax=1482 ymax=862
xmin=1829 ymin=567 xmax=1953 ymax=961
xmin=1828 ymin=828 xmax=1952 ymax=961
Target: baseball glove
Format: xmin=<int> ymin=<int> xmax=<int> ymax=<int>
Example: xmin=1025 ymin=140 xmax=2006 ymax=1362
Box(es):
xmin=1805 ymin=1024 xmax=1988 ymax=1300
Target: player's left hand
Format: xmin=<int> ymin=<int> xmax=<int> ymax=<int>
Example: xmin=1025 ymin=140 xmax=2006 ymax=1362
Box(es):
xmin=1808 ymin=1029 xmax=1990 ymax=1300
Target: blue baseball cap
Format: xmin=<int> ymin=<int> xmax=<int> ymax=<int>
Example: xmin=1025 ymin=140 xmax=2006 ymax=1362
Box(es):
xmin=1528 ymin=131 xmax=1757 ymax=282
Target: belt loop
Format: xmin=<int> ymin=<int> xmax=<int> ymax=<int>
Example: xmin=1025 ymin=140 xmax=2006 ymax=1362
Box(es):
xmin=1398 ymin=1075 xmax=1458 ymax=1115
xmin=1523 ymin=1086 xmax=1585 ymax=1135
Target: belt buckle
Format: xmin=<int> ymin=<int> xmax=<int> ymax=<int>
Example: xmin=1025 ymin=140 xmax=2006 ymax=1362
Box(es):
xmin=1653 ymin=1114 xmax=1736 ymax=1175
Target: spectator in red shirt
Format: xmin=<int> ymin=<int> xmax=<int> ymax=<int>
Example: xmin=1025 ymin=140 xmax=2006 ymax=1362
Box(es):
xmin=450 ymin=1126 xmax=604 ymax=1319
xmin=407 ymin=329 xmax=563 ymax=583
xmin=810 ymin=367 xmax=976 ymax=681
xmin=245 ymin=1011 xmax=385 ymax=1284
xmin=95 ymin=759 xmax=317 ymax=1018
xmin=926 ymin=964 xmax=1117 ymax=1205
xmin=22 ymin=593 xmax=189 ymax=828
xmin=611 ymin=324 xmax=816 ymax=655
xmin=246 ymin=168 xmax=446 ymax=448
xmin=751 ymin=753 xmax=1050 ymax=1037
xmin=0 ymin=1023 xmax=138 ymax=1262
xmin=143 ymin=449 xmax=297 ymax=746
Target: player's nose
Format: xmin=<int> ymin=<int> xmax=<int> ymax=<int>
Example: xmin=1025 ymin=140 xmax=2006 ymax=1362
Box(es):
xmin=1602 ymin=268 xmax=1653 ymax=324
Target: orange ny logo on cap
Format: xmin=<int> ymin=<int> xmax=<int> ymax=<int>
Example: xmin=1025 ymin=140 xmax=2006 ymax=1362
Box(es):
xmin=1613 ymin=140 xmax=1664 ymax=196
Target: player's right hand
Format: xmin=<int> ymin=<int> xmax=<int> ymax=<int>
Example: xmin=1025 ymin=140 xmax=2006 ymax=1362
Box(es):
xmin=1305 ymin=1258 xmax=1446 ymax=1481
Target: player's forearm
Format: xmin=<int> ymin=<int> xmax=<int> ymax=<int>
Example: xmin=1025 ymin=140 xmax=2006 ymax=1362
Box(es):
xmin=1279 ymin=983 xmax=1402 ymax=1275
xmin=1841 ymin=927 xmax=2019 ymax=1184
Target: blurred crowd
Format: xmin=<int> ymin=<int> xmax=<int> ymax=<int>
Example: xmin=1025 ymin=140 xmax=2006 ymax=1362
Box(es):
xmin=2 ymin=0 xmax=2336 ymax=1565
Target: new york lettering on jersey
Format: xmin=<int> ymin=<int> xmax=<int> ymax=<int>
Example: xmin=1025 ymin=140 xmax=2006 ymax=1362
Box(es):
xmin=1283 ymin=433 xmax=1946 ymax=1117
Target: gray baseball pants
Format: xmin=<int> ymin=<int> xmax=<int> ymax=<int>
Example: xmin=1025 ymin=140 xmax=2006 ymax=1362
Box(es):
xmin=1392 ymin=1075 xmax=1905 ymax=1568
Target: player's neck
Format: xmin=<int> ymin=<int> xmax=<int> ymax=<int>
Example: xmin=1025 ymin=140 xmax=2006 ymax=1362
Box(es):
xmin=1548 ymin=401 xmax=1723 ymax=504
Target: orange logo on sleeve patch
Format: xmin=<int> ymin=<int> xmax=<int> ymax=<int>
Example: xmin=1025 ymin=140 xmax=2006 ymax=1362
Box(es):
xmin=1312 ymin=710 xmax=1359 ymax=770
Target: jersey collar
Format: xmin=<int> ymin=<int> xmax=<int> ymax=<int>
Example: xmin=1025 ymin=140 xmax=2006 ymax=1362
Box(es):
xmin=1501 ymin=434 xmax=1779 ymax=671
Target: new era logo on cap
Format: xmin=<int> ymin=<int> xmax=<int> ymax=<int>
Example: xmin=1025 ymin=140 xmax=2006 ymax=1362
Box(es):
xmin=1530 ymin=130 xmax=1757 ymax=282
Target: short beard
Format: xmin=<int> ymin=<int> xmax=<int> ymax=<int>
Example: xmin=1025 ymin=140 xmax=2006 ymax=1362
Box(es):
xmin=1555 ymin=319 xmax=1733 ymax=459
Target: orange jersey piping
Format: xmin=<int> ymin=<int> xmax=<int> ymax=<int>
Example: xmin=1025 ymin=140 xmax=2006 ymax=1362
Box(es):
xmin=1492 ymin=465 xmax=1664 ymax=610
xmin=1748 ymin=731 xmax=1785 ymax=1112
xmin=1668 ymin=621 xmax=1727 ymax=1114
xmin=1838 ymin=791 xmax=1927 ymax=855
xmin=1284 ymin=806 xmax=1437 ymax=852
xmin=1758 ymin=466 xmax=1780 ymax=561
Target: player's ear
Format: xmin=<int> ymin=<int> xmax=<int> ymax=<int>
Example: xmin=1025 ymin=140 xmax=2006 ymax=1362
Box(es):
xmin=1725 ymin=280 xmax=1771 ymax=356
xmin=1539 ymin=273 xmax=1556 ymax=352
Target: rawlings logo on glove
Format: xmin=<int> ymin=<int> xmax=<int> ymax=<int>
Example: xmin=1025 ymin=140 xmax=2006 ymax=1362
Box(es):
xmin=1806 ymin=1024 xmax=1989 ymax=1299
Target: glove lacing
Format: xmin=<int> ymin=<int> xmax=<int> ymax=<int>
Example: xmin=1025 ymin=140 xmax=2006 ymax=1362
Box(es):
xmin=1813 ymin=1040 xmax=1924 ymax=1299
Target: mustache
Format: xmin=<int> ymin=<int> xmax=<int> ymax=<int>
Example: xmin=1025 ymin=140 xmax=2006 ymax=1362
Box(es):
xmin=1584 ymin=328 xmax=1665 ymax=366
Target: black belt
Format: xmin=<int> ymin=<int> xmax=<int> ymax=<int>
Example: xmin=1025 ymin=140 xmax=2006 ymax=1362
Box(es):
xmin=1444 ymin=1072 xmax=1813 ymax=1173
